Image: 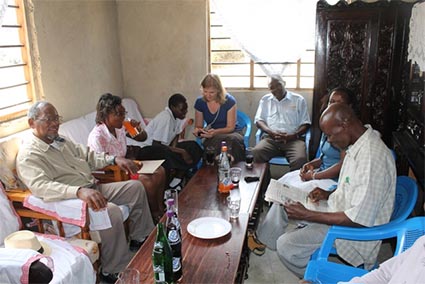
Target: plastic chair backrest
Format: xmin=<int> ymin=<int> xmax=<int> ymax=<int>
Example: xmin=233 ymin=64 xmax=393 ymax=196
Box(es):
xmin=236 ymin=110 xmax=252 ymax=147
xmin=391 ymin=176 xmax=418 ymax=223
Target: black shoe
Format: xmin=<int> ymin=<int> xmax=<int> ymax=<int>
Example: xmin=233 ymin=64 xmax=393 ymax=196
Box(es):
xmin=129 ymin=239 xmax=145 ymax=252
xmin=100 ymin=271 xmax=119 ymax=283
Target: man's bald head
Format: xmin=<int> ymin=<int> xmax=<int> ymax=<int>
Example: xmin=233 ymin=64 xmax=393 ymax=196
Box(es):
xmin=319 ymin=103 xmax=363 ymax=150
xmin=320 ymin=103 xmax=356 ymax=128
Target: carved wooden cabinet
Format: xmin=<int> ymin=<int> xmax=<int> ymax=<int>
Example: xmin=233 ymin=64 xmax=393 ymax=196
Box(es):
xmin=310 ymin=0 xmax=414 ymax=156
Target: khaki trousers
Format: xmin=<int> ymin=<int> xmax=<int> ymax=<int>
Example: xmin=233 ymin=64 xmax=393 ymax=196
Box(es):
xmin=97 ymin=180 xmax=154 ymax=273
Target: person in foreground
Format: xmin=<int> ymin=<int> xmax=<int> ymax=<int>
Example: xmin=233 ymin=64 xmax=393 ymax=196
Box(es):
xmin=253 ymin=75 xmax=311 ymax=170
xmin=249 ymin=87 xmax=356 ymax=255
xmin=193 ymin=73 xmax=245 ymax=162
xmin=88 ymin=93 xmax=167 ymax=220
xmin=342 ymin=234 xmax=425 ymax=284
xmin=16 ymin=101 xmax=155 ymax=283
xmin=258 ymin=103 xmax=396 ymax=278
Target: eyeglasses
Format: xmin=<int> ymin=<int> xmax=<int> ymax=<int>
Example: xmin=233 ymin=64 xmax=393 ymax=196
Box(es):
xmin=114 ymin=111 xmax=128 ymax=117
xmin=36 ymin=116 xmax=63 ymax=124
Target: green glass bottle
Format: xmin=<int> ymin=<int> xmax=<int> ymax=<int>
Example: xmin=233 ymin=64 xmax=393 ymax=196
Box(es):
xmin=152 ymin=223 xmax=174 ymax=284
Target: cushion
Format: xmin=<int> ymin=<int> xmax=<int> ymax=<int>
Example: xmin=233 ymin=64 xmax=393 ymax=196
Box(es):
xmin=59 ymin=112 xmax=96 ymax=146
xmin=0 ymin=137 xmax=21 ymax=189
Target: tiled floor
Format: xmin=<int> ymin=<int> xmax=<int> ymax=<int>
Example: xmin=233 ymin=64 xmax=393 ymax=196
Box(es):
xmin=246 ymin=245 xmax=300 ymax=284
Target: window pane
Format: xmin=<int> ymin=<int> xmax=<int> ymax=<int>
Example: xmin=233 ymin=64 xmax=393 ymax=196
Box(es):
xmin=253 ymin=64 xmax=266 ymax=76
xmin=282 ymin=64 xmax=298 ymax=76
xmin=0 ymin=46 xmax=24 ymax=66
xmin=284 ymin=77 xmax=297 ymax=89
xmin=212 ymin=63 xmax=250 ymax=76
xmin=253 ymin=76 xmax=269 ymax=89
xmin=0 ymin=84 xmax=29 ymax=109
xmin=210 ymin=26 xmax=230 ymax=38
xmin=220 ymin=76 xmax=250 ymax=89
xmin=0 ymin=27 xmax=21 ymax=45
xmin=300 ymin=63 xmax=315 ymax=77
xmin=1 ymin=5 xmax=18 ymax=26
xmin=300 ymin=77 xmax=315 ymax=89
xmin=0 ymin=65 xmax=27 ymax=88
xmin=211 ymin=38 xmax=241 ymax=51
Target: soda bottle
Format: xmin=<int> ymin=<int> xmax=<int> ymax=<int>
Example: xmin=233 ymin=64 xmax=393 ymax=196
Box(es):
xmin=218 ymin=145 xmax=232 ymax=193
xmin=217 ymin=141 xmax=227 ymax=166
xmin=166 ymin=198 xmax=181 ymax=236
xmin=152 ymin=223 xmax=173 ymax=284
xmin=166 ymin=210 xmax=183 ymax=282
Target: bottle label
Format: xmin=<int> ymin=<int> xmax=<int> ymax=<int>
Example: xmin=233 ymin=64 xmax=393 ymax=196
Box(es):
xmin=173 ymin=257 xmax=182 ymax=272
xmin=153 ymin=265 xmax=165 ymax=282
xmin=168 ymin=229 xmax=180 ymax=245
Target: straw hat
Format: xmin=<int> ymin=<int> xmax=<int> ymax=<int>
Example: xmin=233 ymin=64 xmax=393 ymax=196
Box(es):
xmin=4 ymin=230 xmax=51 ymax=256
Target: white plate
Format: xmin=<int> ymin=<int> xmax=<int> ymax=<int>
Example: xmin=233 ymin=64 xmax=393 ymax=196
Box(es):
xmin=187 ymin=217 xmax=231 ymax=239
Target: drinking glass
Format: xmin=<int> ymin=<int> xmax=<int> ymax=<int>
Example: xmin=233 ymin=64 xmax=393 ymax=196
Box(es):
xmin=227 ymin=195 xmax=241 ymax=220
xmin=245 ymin=147 xmax=254 ymax=168
xmin=229 ymin=167 xmax=242 ymax=187
xmin=205 ymin=146 xmax=215 ymax=166
xmin=123 ymin=118 xmax=139 ymax=138
xmin=117 ymin=268 xmax=140 ymax=284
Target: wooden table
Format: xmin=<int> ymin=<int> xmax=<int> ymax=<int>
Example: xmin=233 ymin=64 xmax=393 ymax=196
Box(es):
xmin=127 ymin=162 xmax=267 ymax=283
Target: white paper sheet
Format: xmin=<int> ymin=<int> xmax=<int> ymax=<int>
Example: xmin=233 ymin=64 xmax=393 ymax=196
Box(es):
xmin=137 ymin=160 xmax=165 ymax=174
xmin=265 ymin=179 xmax=328 ymax=212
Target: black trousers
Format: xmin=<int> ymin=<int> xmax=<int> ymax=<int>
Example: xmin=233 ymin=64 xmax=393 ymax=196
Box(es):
xmin=126 ymin=141 xmax=203 ymax=172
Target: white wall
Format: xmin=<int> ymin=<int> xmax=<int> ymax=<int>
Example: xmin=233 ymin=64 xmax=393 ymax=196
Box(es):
xmin=117 ymin=0 xmax=208 ymax=119
xmin=32 ymin=0 xmax=123 ymax=120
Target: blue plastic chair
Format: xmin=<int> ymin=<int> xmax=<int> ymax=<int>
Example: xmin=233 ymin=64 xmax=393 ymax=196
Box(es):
xmin=196 ymin=110 xmax=252 ymax=148
xmin=255 ymin=128 xmax=315 ymax=166
xmin=303 ymin=176 xmax=419 ymax=283
xmin=304 ymin=217 xmax=425 ymax=283
xmin=236 ymin=110 xmax=252 ymax=148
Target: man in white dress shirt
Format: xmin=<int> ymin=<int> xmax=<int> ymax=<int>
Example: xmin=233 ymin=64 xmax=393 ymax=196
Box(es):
xmin=253 ymin=75 xmax=311 ymax=170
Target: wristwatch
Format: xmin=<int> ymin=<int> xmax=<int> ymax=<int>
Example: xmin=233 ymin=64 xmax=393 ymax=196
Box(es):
xmin=106 ymin=155 xmax=116 ymax=165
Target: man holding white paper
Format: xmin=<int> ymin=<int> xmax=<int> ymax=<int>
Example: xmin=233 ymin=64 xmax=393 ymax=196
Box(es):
xmin=255 ymin=103 xmax=396 ymax=279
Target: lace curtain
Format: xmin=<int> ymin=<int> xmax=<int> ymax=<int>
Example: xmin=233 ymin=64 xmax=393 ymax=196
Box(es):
xmin=212 ymin=0 xmax=317 ymax=77
xmin=408 ymin=2 xmax=425 ymax=72
xmin=0 ymin=0 xmax=7 ymax=27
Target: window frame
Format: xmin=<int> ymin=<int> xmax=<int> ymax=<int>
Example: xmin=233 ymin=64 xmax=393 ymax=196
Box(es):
xmin=0 ymin=0 xmax=36 ymax=137
xmin=208 ymin=3 xmax=315 ymax=91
